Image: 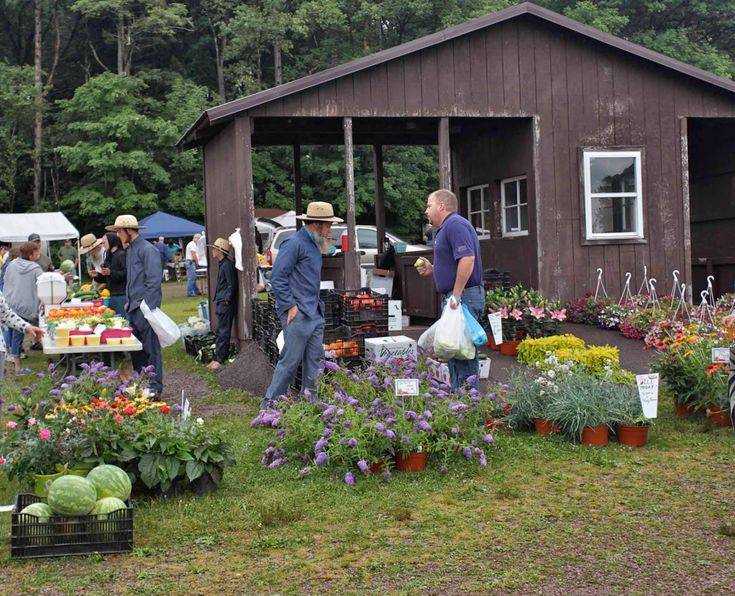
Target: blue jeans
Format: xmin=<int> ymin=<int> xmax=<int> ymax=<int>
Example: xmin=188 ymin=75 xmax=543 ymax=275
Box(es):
xmin=186 ymin=260 xmax=200 ymax=296
xmin=127 ymin=308 xmax=163 ymax=395
xmin=264 ymin=310 xmax=324 ymax=406
xmin=3 ymin=326 xmax=24 ymax=357
xmin=107 ymin=295 xmax=128 ymax=320
xmin=442 ymin=285 xmax=485 ymax=391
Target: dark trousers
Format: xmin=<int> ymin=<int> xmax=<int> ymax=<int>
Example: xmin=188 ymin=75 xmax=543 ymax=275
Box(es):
xmin=215 ymin=301 xmax=235 ymax=364
xmin=128 ymin=308 xmax=163 ymax=395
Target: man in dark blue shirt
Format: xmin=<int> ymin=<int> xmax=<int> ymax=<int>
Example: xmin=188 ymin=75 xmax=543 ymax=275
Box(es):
xmin=417 ymin=189 xmax=485 ymax=390
xmin=107 ymin=214 xmax=164 ymax=396
xmin=263 ymin=202 xmax=343 ymax=406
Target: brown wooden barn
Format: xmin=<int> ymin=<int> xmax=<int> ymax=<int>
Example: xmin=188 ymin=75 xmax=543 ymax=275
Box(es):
xmin=178 ymin=1 xmax=735 ymax=340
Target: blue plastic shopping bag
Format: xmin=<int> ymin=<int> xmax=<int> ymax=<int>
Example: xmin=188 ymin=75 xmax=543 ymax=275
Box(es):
xmin=462 ymin=303 xmax=488 ymax=346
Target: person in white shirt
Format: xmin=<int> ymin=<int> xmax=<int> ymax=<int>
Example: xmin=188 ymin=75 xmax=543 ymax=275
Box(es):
xmin=185 ymin=234 xmax=201 ymax=297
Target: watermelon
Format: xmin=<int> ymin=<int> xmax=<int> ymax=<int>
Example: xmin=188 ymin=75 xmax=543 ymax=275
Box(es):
xmin=86 ymin=464 xmax=132 ymax=500
xmin=47 ymin=475 xmax=97 ymax=516
xmin=91 ymin=497 xmax=127 ymax=520
xmin=60 ymin=259 xmax=75 ymax=273
xmin=20 ymin=502 xmax=53 ymax=523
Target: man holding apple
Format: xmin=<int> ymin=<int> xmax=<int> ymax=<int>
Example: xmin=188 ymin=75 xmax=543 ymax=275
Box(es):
xmin=417 ymin=189 xmax=484 ymax=390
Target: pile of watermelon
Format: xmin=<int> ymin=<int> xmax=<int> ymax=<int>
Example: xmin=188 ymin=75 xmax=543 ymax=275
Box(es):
xmin=20 ymin=464 xmax=131 ymax=521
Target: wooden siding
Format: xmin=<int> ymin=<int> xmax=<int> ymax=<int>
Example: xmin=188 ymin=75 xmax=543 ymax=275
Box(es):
xmin=241 ymin=13 xmax=735 ymax=302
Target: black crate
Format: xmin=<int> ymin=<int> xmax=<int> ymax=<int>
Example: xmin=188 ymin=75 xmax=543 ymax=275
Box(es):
xmin=323 ymin=326 xmax=364 ymax=359
xmin=320 ymin=290 xmax=341 ymax=329
xmin=337 ymin=288 xmax=389 ymax=324
xmin=346 ymin=321 xmax=389 ymax=339
xmin=11 ymin=494 xmax=133 ymax=559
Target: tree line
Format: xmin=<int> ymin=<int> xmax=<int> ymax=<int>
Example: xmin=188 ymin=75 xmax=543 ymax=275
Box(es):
xmin=2 ymin=0 xmax=735 ymax=240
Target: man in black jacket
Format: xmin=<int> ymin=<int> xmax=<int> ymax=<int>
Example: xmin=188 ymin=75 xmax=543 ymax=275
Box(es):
xmin=207 ymin=237 xmax=237 ymax=371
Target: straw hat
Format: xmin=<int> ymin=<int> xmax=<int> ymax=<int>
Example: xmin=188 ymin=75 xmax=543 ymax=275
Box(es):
xmin=79 ymin=233 xmax=104 ymax=255
xmin=208 ymin=237 xmax=231 ymax=255
xmin=105 ymin=214 xmax=144 ymax=232
xmin=295 ymin=201 xmax=343 ymax=223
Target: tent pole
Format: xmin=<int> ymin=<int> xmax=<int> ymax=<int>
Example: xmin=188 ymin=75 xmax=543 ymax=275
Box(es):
xmin=76 ymin=237 xmax=82 ymax=280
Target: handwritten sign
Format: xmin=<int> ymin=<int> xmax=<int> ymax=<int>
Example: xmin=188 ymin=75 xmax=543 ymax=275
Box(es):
xmin=711 ymin=347 xmax=729 ymax=364
xmin=395 ymin=378 xmax=419 ymax=397
xmin=181 ymin=391 xmax=191 ymax=421
xmin=636 ymin=373 xmax=659 ymax=419
xmin=488 ymin=312 xmax=503 ymax=345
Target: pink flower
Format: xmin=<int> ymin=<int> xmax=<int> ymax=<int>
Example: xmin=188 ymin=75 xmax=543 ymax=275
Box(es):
xmin=498 ymin=307 xmax=509 ymax=319
xmin=5 ymin=421 xmax=17 ymax=430
xmin=114 ymin=413 xmax=123 ymax=423
xmin=38 ymin=428 xmax=51 ymax=441
xmin=529 ymin=306 xmax=545 ymax=320
xmin=551 ymin=309 xmax=567 ymax=321
xmin=510 ymin=309 xmax=523 ymax=321
xmin=0 ymin=456 xmax=6 ymax=465
xmin=28 ymin=418 xmax=37 ymax=426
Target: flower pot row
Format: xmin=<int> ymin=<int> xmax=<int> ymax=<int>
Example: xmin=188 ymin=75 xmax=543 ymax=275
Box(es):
xmin=674 ymin=400 xmax=733 ymax=427
xmin=486 ymin=336 xmax=521 ymax=357
xmin=532 ymin=419 xmax=650 ymax=447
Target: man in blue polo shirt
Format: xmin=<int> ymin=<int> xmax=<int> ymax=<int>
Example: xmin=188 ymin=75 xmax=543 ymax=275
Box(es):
xmin=417 ymin=189 xmax=484 ymax=390
xmin=263 ymin=201 xmax=343 ymax=406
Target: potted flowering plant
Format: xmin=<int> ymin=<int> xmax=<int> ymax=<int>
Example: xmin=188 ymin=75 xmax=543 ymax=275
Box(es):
xmin=544 ymin=375 xmax=616 ymax=446
xmin=609 ymin=386 xmax=651 ymax=447
xmin=695 ymin=361 xmax=731 ymax=427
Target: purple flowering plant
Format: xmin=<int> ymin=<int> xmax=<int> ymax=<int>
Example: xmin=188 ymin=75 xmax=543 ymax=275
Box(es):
xmin=252 ymin=353 xmax=497 ymax=484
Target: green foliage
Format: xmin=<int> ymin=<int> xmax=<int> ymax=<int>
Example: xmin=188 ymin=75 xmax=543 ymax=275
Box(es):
xmin=562 ymin=0 xmax=629 ymax=35
xmin=517 ymin=334 xmax=586 ymax=365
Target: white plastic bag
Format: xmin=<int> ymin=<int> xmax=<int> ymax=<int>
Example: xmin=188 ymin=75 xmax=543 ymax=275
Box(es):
xmin=140 ymin=300 xmax=181 ymax=348
xmin=418 ymin=320 xmax=438 ymax=351
xmin=432 ymin=298 xmax=476 ymax=360
xmin=229 ymin=227 xmax=243 ymax=272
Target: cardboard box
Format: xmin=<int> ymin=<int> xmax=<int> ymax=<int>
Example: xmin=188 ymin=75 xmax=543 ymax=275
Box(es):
xmin=428 ymin=361 xmax=451 ymax=386
xmin=365 ymin=335 xmax=417 ymax=361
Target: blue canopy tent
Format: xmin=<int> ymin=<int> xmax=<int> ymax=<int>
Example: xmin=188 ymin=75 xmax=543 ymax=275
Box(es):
xmin=138 ymin=211 xmax=204 ymax=240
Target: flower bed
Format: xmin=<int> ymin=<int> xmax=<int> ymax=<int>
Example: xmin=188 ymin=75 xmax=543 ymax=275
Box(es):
xmin=0 ymin=363 xmax=234 ymax=495
xmin=251 ymin=355 xmax=497 ymax=483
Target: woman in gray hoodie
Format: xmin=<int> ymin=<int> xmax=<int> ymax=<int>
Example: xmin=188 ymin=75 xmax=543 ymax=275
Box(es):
xmin=3 ymin=242 xmax=43 ymax=374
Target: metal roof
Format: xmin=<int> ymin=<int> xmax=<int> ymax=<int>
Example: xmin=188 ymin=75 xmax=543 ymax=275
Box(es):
xmin=178 ymin=1 xmax=735 ymax=148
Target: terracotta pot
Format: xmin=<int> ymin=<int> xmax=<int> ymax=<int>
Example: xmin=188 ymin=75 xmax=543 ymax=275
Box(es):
xmin=534 ymin=418 xmax=560 ymax=436
xmin=395 ymin=451 xmax=427 ymax=473
xmin=617 ymin=424 xmax=649 ymax=448
xmin=581 ymin=424 xmax=609 ymax=446
xmin=369 ymin=460 xmax=386 ymax=474
xmin=499 ymin=340 xmax=520 ymax=357
xmin=706 ymin=408 xmax=733 ymax=427
xmin=674 ymin=401 xmax=697 ymax=417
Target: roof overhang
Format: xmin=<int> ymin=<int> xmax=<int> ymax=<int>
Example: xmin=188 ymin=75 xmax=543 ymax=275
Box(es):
xmin=177 ymin=1 xmax=735 ymax=150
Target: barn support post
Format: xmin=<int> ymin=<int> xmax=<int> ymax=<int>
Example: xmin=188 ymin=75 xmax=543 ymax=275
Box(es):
xmin=236 ymin=114 xmax=257 ymax=339
xmin=374 ymin=144 xmax=386 ymax=254
xmin=679 ymin=117 xmax=692 ymax=296
xmin=293 ymin=143 xmax=303 ymax=230
xmin=438 ymin=117 xmax=452 ymax=190
xmin=343 ymin=117 xmax=360 ymax=289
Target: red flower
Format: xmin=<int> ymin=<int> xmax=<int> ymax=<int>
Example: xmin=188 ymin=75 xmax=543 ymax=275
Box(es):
xmin=123 ymin=405 xmax=136 ymax=416
xmin=160 ymin=404 xmax=170 ymax=414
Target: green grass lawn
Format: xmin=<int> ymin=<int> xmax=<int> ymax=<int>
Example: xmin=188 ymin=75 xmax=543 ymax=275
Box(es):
xmin=1 ymin=283 xmax=734 ymax=593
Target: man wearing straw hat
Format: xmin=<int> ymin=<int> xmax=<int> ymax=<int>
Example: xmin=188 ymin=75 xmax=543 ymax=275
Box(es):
xmin=106 ymin=215 xmax=164 ymax=396
xmin=263 ymin=201 xmax=343 ymax=406
xmin=206 ymin=237 xmax=237 ymax=371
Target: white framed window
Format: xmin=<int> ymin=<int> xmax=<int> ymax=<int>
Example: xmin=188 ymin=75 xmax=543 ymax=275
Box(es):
xmin=466 ymin=184 xmax=491 ymax=238
xmin=501 ymin=176 xmax=528 ymax=237
xmin=583 ymin=150 xmax=643 ymax=240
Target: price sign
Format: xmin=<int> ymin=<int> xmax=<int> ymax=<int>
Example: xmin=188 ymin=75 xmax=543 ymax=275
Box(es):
xmin=181 ymin=391 xmax=191 ymax=421
xmin=711 ymin=347 xmax=729 ymax=364
xmin=488 ymin=312 xmax=503 ymax=345
xmin=394 ymin=378 xmax=420 ymax=397
xmin=636 ymin=373 xmax=659 ymax=419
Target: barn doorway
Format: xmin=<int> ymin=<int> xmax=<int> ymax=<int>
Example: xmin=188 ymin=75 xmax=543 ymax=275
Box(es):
xmin=687 ymin=118 xmax=735 ymax=300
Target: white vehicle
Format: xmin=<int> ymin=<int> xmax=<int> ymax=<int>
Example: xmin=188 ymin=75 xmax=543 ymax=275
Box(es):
xmin=265 ymin=225 xmax=425 ymax=266
xmin=256 ymin=218 xmax=282 ymax=253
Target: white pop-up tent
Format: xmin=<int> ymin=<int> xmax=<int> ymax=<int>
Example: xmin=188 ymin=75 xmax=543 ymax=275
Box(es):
xmin=0 ymin=212 xmax=81 ymax=277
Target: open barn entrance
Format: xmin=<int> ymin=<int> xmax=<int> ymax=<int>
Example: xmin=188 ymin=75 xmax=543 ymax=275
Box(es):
xmin=688 ymin=118 xmax=735 ymax=299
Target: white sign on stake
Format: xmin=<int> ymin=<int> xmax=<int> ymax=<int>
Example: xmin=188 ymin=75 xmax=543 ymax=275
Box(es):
xmin=394 ymin=378 xmax=420 ymax=397
xmin=488 ymin=312 xmax=503 ymax=345
xmin=181 ymin=390 xmax=191 ymax=421
xmin=711 ymin=347 xmax=729 ymax=364
xmin=636 ymin=373 xmax=659 ymax=419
